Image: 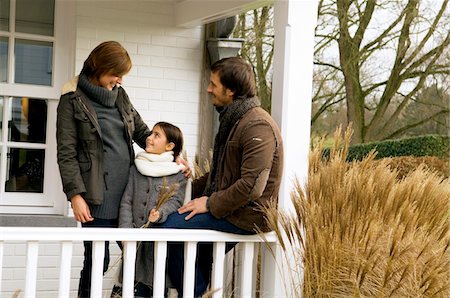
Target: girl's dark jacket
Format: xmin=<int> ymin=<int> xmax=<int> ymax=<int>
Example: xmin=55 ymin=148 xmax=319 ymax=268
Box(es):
xmin=57 ymin=76 xmax=150 ymax=205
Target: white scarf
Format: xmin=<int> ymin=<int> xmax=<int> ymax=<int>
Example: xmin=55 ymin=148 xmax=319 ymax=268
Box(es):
xmin=135 ymin=151 xmax=185 ymax=177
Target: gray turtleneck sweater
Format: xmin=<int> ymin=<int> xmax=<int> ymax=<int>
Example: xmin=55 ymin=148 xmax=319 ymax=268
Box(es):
xmin=78 ymin=74 xmax=131 ymax=219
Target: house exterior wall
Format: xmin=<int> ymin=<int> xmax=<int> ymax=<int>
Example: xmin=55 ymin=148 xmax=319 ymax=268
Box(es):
xmin=74 ymin=1 xmax=205 ymax=162
xmin=2 ymin=241 xmax=122 ymax=298
xmin=2 ymin=1 xmax=205 ymax=296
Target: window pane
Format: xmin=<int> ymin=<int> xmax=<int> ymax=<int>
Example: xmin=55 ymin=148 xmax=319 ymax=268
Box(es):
xmin=0 ymin=37 xmax=7 ymax=82
xmin=15 ymin=39 xmax=53 ymax=86
xmin=5 ymin=148 xmax=44 ymax=193
xmin=16 ymin=0 xmax=54 ymax=36
xmin=8 ymin=97 xmax=47 ymax=143
xmin=0 ymin=0 xmax=9 ymax=31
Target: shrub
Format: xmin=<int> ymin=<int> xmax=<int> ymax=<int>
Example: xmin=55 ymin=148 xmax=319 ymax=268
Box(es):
xmin=322 ymin=135 xmax=449 ymax=161
xmin=349 ymin=135 xmax=449 ymax=160
xmin=265 ymin=127 xmax=450 ymax=297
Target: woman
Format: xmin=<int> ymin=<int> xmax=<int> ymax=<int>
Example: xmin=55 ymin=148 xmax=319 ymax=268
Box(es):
xmin=57 ymin=41 xmax=152 ymax=298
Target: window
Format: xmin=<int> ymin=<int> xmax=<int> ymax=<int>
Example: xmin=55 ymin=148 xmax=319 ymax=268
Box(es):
xmin=0 ymin=0 xmax=74 ymax=215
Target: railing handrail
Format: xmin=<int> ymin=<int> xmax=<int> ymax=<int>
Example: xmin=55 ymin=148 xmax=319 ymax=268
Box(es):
xmin=0 ymin=227 xmax=277 ymax=243
xmin=0 ymin=227 xmax=280 ymax=297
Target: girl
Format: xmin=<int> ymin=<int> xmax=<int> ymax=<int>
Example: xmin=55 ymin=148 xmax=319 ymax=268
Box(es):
xmin=119 ymin=122 xmax=187 ymax=297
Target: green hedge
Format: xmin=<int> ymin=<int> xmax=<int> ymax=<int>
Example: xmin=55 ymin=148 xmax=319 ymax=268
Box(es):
xmin=324 ymin=135 xmax=449 ymax=161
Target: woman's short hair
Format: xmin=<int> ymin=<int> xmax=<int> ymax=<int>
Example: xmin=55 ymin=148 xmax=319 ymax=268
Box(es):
xmin=154 ymin=122 xmax=184 ymax=160
xmin=210 ymin=56 xmax=256 ymax=99
xmin=81 ymin=41 xmax=132 ymax=80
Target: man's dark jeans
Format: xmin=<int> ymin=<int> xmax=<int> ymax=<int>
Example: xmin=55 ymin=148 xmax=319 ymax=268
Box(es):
xmin=157 ymin=212 xmax=253 ymax=297
xmin=79 ymin=218 xmax=119 ymax=298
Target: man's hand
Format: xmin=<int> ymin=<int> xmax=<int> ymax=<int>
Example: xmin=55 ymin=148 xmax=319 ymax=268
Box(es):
xmin=178 ymin=196 xmax=208 ymax=220
xmin=176 ymin=155 xmax=192 ymax=178
xmin=148 ymin=208 xmax=161 ymax=223
xmin=71 ymin=194 xmax=94 ymax=223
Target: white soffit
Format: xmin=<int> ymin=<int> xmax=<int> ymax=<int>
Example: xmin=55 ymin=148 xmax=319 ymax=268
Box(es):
xmin=175 ymin=0 xmax=274 ymax=27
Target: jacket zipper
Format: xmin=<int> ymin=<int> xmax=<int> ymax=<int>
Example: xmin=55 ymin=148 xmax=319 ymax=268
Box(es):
xmin=76 ymin=95 xmax=107 ymax=190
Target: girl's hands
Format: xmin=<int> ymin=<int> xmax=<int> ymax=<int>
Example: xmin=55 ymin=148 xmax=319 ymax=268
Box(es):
xmin=148 ymin=208 xmax=161 ymax=223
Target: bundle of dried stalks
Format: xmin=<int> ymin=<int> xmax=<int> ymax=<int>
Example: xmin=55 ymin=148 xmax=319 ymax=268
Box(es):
xmin=141 ymin=177 xmax=179 ymax=227
xmin=193 ymin=150 xmax=212 ymax=180
xmin=265 ymin=126 xmax=450 ymax=297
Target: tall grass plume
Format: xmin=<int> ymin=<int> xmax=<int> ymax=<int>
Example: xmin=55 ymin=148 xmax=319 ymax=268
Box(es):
xmin=265 ymin=126 xmax=450 ymax=297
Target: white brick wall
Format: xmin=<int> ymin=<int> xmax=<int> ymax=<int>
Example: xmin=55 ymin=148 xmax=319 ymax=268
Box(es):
xmin=74 ymin=1 xmax=204 ymax=164
xmin=1 ymin=2 xmax=205 ymax=297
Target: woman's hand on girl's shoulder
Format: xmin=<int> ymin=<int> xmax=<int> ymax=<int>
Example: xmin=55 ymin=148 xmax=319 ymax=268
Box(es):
xmin=176 ymin=156 xmax=192 ymax=178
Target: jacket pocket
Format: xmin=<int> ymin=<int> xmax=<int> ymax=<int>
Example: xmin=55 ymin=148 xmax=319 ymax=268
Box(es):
xmin=74 ymin=111 xmax=96 ymax=141
xmin=79 ymin=161 xmax=91 ymax=174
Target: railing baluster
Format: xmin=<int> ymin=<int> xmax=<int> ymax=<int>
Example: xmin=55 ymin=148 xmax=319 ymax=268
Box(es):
xmin=0 ymin=241 xmax=3 ymax=295
xmin=122 ymin=241 xmax=137 ymax=298
xmin=90 ymin=241 xmax=105 ymax=298
xmin=252 ymin=244 xmax=260 ymax=297
xmin=239 ymin=242 xmax=255 ymax=297
xmin=183 ymin=241 xmax=197 ymax=298
xmin=211 ymin=241 xmax=226 ymax=298
xmin=58 ymin=241 xmax=73 ymax=297
xmin=0 ymin=228 xmax=278 ymax=297
xmin=25 ymin=241 xmax=39 ymax=298
xmin=259 ymin=241 xmax=278 ymax=297
xmin=153 ymin=241 xmax=167 ymax=297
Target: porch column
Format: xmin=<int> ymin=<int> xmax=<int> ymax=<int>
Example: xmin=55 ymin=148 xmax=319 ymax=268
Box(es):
xmin=265 ymin=0 xmax=319 ymax=297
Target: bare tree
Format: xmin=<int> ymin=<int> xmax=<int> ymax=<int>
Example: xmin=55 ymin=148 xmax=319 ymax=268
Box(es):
xmin=234 ymin=5 xmax=274 ymax=112
xmin=401 ymin=84 xmax=450 ymax=136
xmin=313 ymin=0 xmax=450 ymax=143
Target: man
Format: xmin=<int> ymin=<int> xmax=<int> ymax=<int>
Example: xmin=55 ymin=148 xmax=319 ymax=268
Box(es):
xmin=159 ymin=56 xmax=284 ymax=297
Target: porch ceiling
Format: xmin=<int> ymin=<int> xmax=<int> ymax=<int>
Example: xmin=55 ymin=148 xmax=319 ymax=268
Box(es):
xmin=174 ymin=0 xmax=274 ymax=27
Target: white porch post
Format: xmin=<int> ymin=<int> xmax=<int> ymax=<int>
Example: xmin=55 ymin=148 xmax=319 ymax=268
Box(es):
xmin=265 ymin=0 xmax=319 ymax=297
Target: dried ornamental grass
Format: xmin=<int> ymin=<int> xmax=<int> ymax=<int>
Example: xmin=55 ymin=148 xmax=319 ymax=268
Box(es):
xmin=141 ymin=177 xmax=179 ymax=229
xmin=192 ymin=149 xmax=212 ymax=180
xmin=380 ymin=156 xmax=449 ymax=180
xmin=265 ymin=126 xmax=450 ymax=297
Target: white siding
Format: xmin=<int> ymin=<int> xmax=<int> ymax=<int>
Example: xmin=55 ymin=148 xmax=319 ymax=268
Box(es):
xmin=2 ymin=241 xmax=122 ymax=297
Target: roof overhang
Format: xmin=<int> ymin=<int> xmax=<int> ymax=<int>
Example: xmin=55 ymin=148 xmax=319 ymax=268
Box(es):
xmin=174 ymin=0 xmax=274 ymax=27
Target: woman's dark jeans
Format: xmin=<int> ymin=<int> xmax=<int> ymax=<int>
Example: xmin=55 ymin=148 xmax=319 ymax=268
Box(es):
xmin=78 ymin=218 xmax=119 ymax=298
xmin=156 ymin=212 xmax=253 ymax=297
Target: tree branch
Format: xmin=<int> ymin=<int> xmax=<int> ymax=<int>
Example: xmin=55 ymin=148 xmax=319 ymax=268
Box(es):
xmin=385 ymin=109 xmax=449 ymax=139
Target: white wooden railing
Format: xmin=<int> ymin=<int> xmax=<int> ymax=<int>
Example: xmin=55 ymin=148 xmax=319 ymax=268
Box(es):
xmin=0 ymin=227 xmax=279 ymax=298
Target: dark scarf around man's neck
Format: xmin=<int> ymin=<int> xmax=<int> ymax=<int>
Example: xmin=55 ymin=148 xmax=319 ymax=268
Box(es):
xmin=78 ymin=73 xmax=118 ymax=107
xmin=203 ymin=96 xmax=261 ymax=196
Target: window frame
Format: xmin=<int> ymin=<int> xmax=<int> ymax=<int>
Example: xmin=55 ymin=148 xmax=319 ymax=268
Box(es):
xmin=0 ymin=0 xmax=75 ymax=215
